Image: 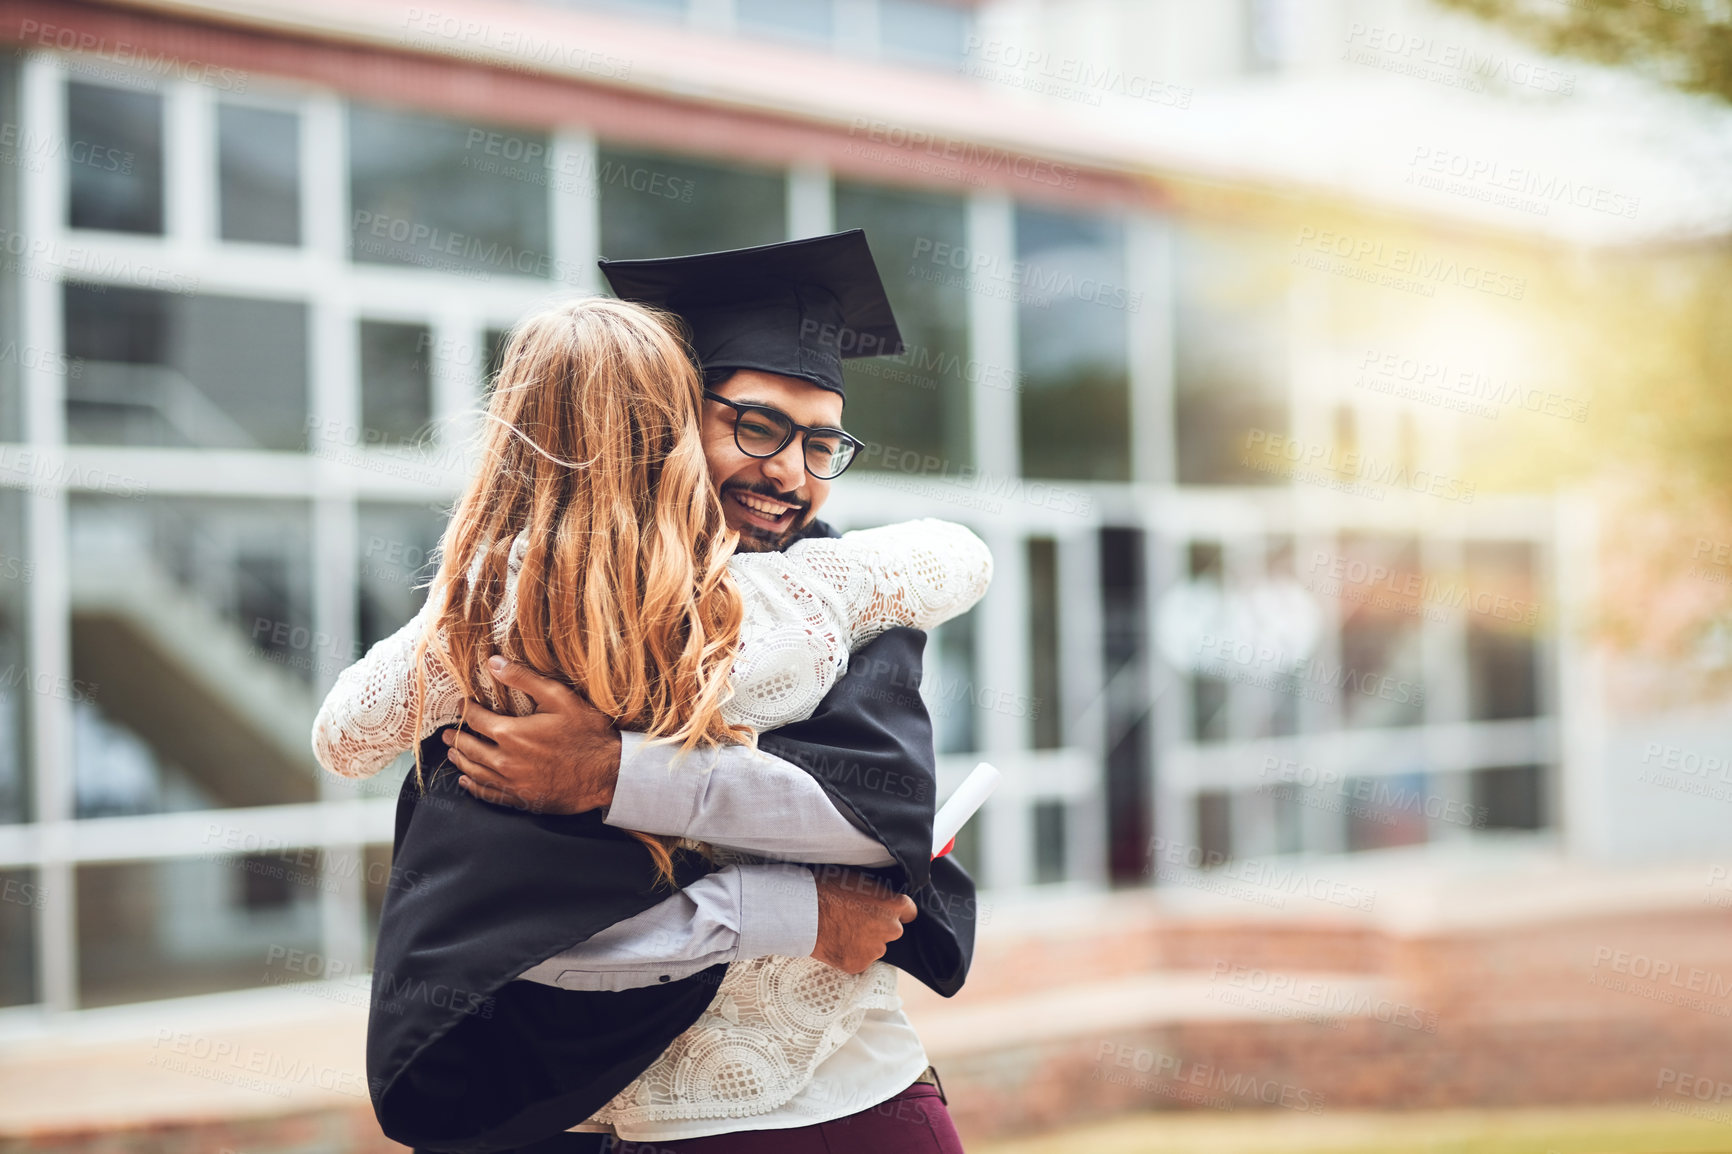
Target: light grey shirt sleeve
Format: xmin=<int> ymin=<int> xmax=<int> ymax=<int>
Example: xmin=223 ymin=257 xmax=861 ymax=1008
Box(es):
xmin=517 ymin=731 xmax=901 ymax=993
xmin=516 ymin=862 xmax=817 ymax=993
xmin=603 ymin=731 xmax=898 ymax=868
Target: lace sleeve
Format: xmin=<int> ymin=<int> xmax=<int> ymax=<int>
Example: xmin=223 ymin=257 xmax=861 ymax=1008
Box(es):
xmin=780 ymin=518 xmax=993 ymax=648
xmin=310 ymin=589 xmax=466 ymax=779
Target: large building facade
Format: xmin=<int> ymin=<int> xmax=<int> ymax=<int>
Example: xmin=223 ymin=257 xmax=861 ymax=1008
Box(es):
xmin=0 ymin=0 xmax=1565 ymax=1019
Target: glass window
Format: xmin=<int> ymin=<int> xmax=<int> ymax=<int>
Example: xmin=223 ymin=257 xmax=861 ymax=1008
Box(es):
xmin=0 ymin=489 xmax=27 ymax=825
xmin=947 ymin=806 xmax=982 ymax=880
xmin=1344 ymin=771 xmax=1431 ymax=850
xmin=0 ymin=57 xmax=20 ymax=443
xmin=218 ymin=103 xmax=300 ymax=246
xmin=1016 ymin=206 xmax=1131 ymax=481
xmin=1196 ymin=790 xmax=1231 ymax=862
xmin=64 ymin=284 xmax=309 ymax=451
xmin=1032 ymin=800 xmax=1066 ymax=884
xmin=360 ymin=320 xmax=433 ymax=446
xmin=834 ymin=182 xmax=971 ymax=469
xmin=1100 ymin=527 xmax=1151 ymax=883
xmin=1244 ymin=0 xmax=1295 ymax=73
xmin=1191 ymin=674 xmax=1228 ymax=742
xmin=349 ymin=103 xmax=552 ymax=280
xmin=1465 ymin=542 xmax=1540 ymax=721
xmin=1027 ymin=537 xmax=1061 ymax=749
xmin=348 ymin=503 xmax=446 ymax=801
xmin=738 ymin=0 xmax=834 ymax=45
xmin=67 ymin=81 xmax=163 ymax=234
xmin=77 ymin=855 xmax=324 ymax=1007
xmin=926 ymin=611 xmax=978 ymax=756
xmin=357 ymin=503 xmax=444 ymax=651
xmin=69 ymin=497 xmax=321 ymax=817
xmin=597 ymin=145 xmax=783 ymax=261
xmin=364 ymin=842 xmax=394 ymax=956
xmin=1336 ymin=535 xmax=1426 ymax=729
xmin=1173 ymin=223 xmax=1289 ymax=485
xmin=0 ymin=867 xmax=38 ymax=1006
xmin=1186 ymin=541 xmax=1229 ymax=742
xmin=483 ymin=326 xmax=512 ymax=394
xmin=880 ymin=0 xmax=972 ymax=67
xmin=1473 ymin=764 xmax=1544 ymax=829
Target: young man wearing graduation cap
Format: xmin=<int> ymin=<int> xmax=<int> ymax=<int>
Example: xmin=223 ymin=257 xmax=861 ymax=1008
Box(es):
xmin=366 ymin=231 xmax=978 ymax=1153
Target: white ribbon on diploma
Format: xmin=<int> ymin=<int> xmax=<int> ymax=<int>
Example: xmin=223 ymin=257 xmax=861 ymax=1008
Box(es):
xmin=932 ymin=762 xmax=1001 ymax=858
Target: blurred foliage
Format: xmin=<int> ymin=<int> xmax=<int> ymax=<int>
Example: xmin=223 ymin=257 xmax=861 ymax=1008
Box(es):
xmin=1419 ymin=0 xmax=1732 ymax=686
xmin=1463 ymin=243 xmax=1732 ymax=695
xmin=1434 ymin=0 xmax=1732 ymax=104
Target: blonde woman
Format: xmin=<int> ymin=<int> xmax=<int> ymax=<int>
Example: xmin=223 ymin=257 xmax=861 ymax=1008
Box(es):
xmin=311 ymin=294 xmax=989 ymax=1151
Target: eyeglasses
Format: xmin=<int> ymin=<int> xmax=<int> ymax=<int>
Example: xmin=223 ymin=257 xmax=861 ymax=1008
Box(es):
xmin=702 ymin=390 xmax=864 ymax=481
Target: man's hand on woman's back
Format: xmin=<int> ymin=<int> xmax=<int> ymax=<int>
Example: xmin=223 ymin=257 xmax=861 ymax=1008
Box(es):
xmin=810 ymin=866 xmax=918 ymax=974
xmin=442 ymin=657 xmax=620 ymax=815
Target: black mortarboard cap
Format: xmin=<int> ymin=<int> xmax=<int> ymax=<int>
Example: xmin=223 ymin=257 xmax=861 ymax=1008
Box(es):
xmin=597 ymin=229 xmax=903 ymax=400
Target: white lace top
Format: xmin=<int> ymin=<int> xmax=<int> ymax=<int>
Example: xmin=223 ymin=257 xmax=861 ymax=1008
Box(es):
xmin=310 ymin=517 xmax=992 ymax=1131
xmin=312 ymin=518 xmax=991 ymax=779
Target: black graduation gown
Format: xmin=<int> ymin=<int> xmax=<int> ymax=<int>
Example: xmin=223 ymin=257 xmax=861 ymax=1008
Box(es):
xmin=364 ymin=625 xmax=978 ymax=1153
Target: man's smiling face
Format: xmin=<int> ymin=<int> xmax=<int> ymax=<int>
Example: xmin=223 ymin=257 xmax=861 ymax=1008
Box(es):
xmin=700 ymin=369 xmax=843 ymax=553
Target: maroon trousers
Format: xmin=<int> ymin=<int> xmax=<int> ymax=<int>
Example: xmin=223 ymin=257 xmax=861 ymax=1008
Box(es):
xmin=599 ymin=1083 xmax=965 ymax=1154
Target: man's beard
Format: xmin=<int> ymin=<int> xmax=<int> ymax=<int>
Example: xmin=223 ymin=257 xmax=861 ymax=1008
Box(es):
xmin=722 ymin=479 xmax=811 ymax=553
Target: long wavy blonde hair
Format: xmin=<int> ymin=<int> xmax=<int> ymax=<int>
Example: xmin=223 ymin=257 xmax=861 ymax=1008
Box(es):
xmin=413 ymin=297 xmax=749 ymax=882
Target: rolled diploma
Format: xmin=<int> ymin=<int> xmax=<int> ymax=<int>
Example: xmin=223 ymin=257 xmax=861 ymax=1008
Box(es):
xmin=931 ymin=761 xmax=1001 ymax=858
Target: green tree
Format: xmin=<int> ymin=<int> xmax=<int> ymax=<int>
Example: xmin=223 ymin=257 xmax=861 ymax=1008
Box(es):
xmin=1434 ymin=0 xmax=1732 ymax=104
